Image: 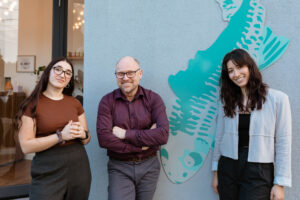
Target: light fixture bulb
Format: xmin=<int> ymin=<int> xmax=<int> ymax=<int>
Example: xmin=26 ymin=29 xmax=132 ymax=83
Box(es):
xmin=10 ymin=1 xmax=17 ymax=8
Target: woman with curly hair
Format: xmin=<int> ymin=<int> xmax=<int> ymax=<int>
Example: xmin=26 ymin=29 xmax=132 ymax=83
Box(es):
xmin=16 ymin=57 xmax=91 ymax=200
xmin=211 ymin=49 xmax=291 ymax=200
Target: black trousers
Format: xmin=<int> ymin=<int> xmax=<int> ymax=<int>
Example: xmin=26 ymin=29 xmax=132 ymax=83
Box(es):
xmin=217 ymin=148 xmax=274 ymax=200
xmin=30 ymin=143 xmax=91 ymax=200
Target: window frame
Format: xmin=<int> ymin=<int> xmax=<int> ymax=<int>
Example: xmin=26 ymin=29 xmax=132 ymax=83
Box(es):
xmin=0 ymin=0 xmax=68 ymax=198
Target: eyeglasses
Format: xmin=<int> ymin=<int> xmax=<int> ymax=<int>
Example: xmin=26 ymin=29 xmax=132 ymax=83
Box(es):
xmin=115 ymin=68 xmax=140 ymax=79
xmin=53 ymin=66 xmax=73 ymax=78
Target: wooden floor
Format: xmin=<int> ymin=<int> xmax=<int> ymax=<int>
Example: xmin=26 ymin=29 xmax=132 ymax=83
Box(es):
xmin=0 ymin=159 xmax=31 ymax=187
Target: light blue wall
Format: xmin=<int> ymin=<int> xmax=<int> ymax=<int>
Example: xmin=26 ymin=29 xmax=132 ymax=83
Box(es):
xmin=84 ymin=0 xmax=300 ymax=199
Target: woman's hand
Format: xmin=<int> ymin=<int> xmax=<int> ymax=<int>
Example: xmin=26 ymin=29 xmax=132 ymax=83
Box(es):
xmin=212 ymin=171 xmax=219 ymax=194
xmin=70 ymin=121 xmax=86 ymax=139
xmin=78 ymin=113 xmax=90 ymax=144
xmin=270 ymin=184 xmax=284 ymax=200
xmin=61 ymin=121 xmax=86 ymax=141
xmin=61 ymin=121 xmax=75 ymax=141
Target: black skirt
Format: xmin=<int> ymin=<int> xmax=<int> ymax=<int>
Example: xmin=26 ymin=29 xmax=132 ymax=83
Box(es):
xmin=30 ymin=142 xmax=91 ymax=200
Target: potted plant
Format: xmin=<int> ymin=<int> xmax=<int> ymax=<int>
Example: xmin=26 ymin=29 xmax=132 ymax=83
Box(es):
xmin=34 ymin=65 xmax=46 ymax=82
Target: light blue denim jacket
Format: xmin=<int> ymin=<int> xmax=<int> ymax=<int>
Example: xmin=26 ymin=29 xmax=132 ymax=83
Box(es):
xmin=212 ymin=88 xmax=292 ymax=187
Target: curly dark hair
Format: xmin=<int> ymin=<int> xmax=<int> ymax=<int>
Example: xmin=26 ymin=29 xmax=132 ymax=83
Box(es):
xmin=15 ymin=57 xmax=74 ymax=129
xmin=220 ymin=49 xmax=268 ymax=118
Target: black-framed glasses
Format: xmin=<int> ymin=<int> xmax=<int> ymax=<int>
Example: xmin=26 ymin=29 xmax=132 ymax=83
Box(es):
xmin=53 ymin=66 xmax=73 ymax=78
xmin=115 ymin=68 xmax=140 ymax=79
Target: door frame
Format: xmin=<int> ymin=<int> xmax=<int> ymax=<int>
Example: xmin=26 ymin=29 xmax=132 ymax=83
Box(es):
xmin=52 ymin=0 xmax=68 ymax=58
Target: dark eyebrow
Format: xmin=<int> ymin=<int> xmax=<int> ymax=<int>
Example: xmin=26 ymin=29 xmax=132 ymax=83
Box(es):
xmin=54 ymin=65 xmax=72 ymax=71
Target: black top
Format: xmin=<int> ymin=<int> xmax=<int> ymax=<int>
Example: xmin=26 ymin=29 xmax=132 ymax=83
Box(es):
xmin=238 ymin=114 xmax=251 ymax=149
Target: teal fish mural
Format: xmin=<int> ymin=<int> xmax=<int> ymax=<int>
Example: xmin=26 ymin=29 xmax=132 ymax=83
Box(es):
xmin=161 ymin=0 xmax=289 ymax=184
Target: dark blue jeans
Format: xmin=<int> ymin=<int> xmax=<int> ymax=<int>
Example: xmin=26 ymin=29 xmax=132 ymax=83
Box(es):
xmin=217 ymin=147 xmax=274 ymax=200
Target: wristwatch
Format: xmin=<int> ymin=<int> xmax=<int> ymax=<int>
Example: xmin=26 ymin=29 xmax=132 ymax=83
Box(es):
xmin=82 ymin=130 xmax=89 ymax=140
xmin=56 ymin=130 xmax=65 ymax=144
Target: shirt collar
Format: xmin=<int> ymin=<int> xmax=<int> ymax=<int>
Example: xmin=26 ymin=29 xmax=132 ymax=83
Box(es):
xmin=114 ymin=86 xmax=144 ymax=101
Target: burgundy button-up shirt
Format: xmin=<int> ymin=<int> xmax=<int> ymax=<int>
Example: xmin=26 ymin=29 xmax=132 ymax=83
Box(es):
xmin=97 ymin=86 xmax=169 ymax=160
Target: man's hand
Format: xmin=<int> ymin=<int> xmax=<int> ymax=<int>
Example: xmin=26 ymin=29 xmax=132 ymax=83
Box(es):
xmin=113 ymin=123 xmax=156 ymax=146
xmin=141 ymin=124 xmax=157 ymax=150
xmin=150 ymin=123 xmax=156 ymax=129
xmin=112 ymin=126 xmax=126 ymax=139
xmin=142 ymin=146 xmax=149 ymax=151
xmin=270 ymin=184 xmax=284 ymax=200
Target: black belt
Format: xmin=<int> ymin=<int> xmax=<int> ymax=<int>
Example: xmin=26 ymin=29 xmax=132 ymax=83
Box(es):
xmin=110 ymin=152 xmax=157 ymax=162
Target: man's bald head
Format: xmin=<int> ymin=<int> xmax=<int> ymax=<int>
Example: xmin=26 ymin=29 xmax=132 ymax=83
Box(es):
xmin=115 ymin=56 xmax=143 ymax=101
xmin=116 ymin=56 xmax=140 ymax=70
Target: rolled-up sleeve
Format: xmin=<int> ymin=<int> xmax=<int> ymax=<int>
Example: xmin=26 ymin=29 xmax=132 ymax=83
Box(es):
xmin=125 ymin=93 xmax=169 ymax=147
xmin=273 ymin=94 xmax=292 ymax=187
xmin=97 ymin=95 xmax=142 ymax=153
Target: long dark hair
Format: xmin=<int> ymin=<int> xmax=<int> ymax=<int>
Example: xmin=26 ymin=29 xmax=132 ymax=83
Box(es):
xmin=220 ymin=49 xmax=268 ymax=118
xmin=15 ymin=57 xmax=74 ymax=129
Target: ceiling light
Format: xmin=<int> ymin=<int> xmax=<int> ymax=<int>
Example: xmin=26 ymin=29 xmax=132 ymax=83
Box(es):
xmin=10 ymin=1 xmax=17 ymax=9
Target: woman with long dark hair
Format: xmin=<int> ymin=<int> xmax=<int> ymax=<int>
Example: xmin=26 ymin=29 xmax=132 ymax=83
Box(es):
xmin=211 ymin=49 xmax=291 ymax=200
xmin=16 ymin=57 xmax=91 ymax=199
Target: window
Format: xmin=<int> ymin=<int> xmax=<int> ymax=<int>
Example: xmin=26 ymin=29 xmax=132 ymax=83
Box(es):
xmin=0 ymin=0 xmax=52 ymax=198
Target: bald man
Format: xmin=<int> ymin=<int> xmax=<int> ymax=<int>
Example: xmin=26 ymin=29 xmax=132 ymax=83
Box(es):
xmin=97 ymin=56 xmax=169 ymax=200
